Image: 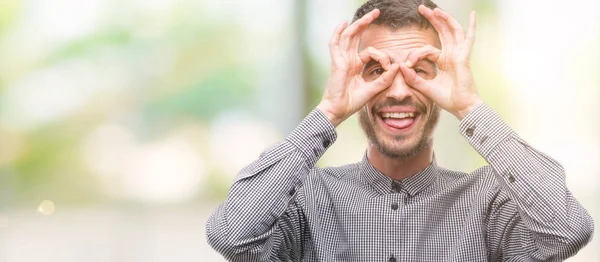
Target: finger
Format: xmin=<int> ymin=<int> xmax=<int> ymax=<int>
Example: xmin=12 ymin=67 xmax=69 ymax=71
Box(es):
xmin=329 ymin=20 xmax=349 ymax=63
xmin=363 ymin=63 xmax=400 ymax=96
xmin=358 ymin=46 xmax=391 ymax=69
xmin=465 ymin=11 xmax=476 ymax=51
xmin=433 ymin=8 xmax=465 ymax=41
xmin=405 ymin=45 xmax=441 ymax=68
xmin=347 ymin=9 xmax=381 ymax=51
xmin=399 ymin=63 xmax=432 ymax=97
xmin=418 ymin=5 xmax=453 ymax=47
xmin=373 ymin=63 xmax=399 ymax=88
xmin=341 ymin=9 xmax=380 ymax=51
xmin=329 ymin=20 xmax=348 ymax=48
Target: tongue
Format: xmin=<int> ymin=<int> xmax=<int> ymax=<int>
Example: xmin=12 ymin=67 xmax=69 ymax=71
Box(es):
xmin=383 ymin=118 xmax=415 ymax=129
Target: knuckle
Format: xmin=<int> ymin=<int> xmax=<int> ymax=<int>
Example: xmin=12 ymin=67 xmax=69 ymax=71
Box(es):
xmin=341 ymin=30 xmax=352 ymax=38
xmin=407 ymin=52 xmax=418 ymax=60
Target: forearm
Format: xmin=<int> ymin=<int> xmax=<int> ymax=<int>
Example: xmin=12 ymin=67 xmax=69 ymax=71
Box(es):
xmin=206 ymin=108 xmax=336 ymax=259
xmin=461 ymin=104 xmax=594 ymax=256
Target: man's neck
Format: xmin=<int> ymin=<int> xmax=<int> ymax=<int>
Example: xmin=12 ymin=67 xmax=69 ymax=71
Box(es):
xmin=366 ymin=145 xmax=434 ymax=181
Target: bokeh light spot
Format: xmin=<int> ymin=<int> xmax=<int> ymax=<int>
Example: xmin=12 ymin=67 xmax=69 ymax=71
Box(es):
xmin=37 ymin=200 xmax=55 ymax=216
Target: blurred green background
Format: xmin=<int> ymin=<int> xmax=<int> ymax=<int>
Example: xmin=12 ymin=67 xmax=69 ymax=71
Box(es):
xmin=0 ymin=0 xmax=598 ymax=261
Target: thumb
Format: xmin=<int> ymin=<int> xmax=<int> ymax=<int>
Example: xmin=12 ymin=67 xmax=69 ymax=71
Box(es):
xmin=399 ymin=63 xmax=432 ymax=97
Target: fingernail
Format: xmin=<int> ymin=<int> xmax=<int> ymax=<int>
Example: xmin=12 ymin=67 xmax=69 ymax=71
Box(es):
xmin=405 ymin=60 xmax=412 ymax=67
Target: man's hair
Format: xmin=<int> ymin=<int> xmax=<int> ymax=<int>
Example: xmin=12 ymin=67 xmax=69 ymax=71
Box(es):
xmin=352 ymin=0 xmax=438 ymax=30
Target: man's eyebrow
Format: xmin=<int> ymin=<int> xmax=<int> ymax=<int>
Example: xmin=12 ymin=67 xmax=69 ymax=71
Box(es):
xmin=362 ymin=58 xmax=393 ymax=72
xmin=414 ymin=58 xmax=437 ymax=70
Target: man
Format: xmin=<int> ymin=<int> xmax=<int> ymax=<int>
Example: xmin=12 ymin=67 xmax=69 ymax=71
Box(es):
xmin=206 ymin=0 xmax=594 ymax=261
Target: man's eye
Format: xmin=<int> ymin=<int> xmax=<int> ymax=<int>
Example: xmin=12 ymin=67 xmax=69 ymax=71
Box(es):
xmin=414 ymin=68 xmax=427 ymax=75
xmin=372 ymin=68 xmax=384 ymax=76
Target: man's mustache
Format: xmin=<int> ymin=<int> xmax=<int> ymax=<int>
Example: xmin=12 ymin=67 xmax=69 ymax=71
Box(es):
xmin=373 ymin=97 xmax=427 ymax=114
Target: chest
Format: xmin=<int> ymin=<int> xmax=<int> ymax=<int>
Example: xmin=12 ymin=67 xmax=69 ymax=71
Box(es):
xmin=302 ymin=184 xmax=489 ymax=261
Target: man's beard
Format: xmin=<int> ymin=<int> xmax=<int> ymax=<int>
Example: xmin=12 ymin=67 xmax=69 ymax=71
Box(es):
xmin=358 ymin=98 xmax=440 ymax=159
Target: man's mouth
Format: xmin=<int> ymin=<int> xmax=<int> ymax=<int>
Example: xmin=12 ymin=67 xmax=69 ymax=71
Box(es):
xmin=379 ymin=111 xmax=418 ymax=130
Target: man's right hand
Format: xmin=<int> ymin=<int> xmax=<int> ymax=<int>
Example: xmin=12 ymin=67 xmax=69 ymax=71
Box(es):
xmin=317 ymin=9 xmax=399 ymax=127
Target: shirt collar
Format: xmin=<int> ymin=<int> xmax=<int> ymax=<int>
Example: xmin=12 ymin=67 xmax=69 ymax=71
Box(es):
xmin=359 ymin=153 xmax=439 ymax=196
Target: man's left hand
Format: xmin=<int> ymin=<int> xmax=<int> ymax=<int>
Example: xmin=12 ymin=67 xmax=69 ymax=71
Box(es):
xmin=399 ymin=5 xmax=482 ymax=120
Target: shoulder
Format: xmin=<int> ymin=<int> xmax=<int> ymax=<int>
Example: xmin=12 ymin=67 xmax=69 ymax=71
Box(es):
xmin=303 ymin=162 xmax=360 ymax=187
xmin=296 ymin=161 xmax=371 ymax=197
xmin=294 ymin=162 xmax=362 ymax=208
xmin=435 ymin=165 xmax=501 ymax=193
xmin=318 ymin=163 xmax=360 ymax=179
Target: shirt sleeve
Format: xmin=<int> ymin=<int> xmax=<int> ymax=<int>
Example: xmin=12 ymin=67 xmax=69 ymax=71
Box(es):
xmin=206 ymin=108 xmax=336 ymax=261
xmin=459 ymin=103 xmax=594 ymax=260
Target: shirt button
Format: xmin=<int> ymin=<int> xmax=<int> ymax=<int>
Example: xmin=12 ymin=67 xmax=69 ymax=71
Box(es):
xmin=288 ymin=187 xmax=296 ymax=196
xmin=391 ymin=182 xmax=402 ymax=193
xmin=323 ymin=140 xmax=331 ymax=148
xmin=391 ymin=203 xmax=399 ymax=210
xmin=313 ymin=148 xmax=319 ymax=156
xmin=508 ymin=174 xmax=516 ymax=183
xmin=466 ymin=127 xmax=475 ymax=137
xmin=389 ymin=256 xmax=396 ymax=262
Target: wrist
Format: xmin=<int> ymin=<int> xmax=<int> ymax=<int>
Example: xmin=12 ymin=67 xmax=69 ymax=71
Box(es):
xmin=316 ymin=101 xmax=342 ymax=127
xmin=455 ymin=98 xmax=483 ymax=120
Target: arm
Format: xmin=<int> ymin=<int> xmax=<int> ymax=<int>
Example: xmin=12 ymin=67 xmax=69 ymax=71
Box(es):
xmin=403 ymin=6 xmax=593 ymax=260
xmin=207 ymin=8 xmax=397 ymax=261
xmin=461 ymin=104 xmax=594 ymax=260
xmin=206 ymin=109 xmax=336 ymax=261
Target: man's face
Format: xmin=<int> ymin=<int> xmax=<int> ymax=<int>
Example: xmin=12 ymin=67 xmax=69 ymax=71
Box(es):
xmin=358 ymin=25 xmax=441 ymax=159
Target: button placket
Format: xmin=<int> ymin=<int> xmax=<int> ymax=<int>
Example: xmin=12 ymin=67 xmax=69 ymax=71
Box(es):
xmin=390 ymin=191 xmax=407 ymax=211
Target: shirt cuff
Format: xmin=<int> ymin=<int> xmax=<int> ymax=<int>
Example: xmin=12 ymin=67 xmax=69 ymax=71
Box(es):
xmin=458 ymin=103 xmax=515 ymax=158
xmin=286 ymin=108 xmax=337 ymax=167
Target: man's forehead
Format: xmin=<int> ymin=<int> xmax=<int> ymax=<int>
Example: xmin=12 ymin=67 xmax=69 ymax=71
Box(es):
xmin=358 ymin=24 xmax=440 ymax=54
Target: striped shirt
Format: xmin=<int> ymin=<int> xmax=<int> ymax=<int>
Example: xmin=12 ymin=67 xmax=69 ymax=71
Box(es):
xmin=206 ymin=103 xmax=594 ymax=261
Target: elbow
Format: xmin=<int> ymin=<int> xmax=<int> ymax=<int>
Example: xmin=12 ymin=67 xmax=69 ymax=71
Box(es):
xmin=206 ymin=217 xmax=234 ymax=257
xmin=566 ymin=213 xmax=595 ymax=250
xmin=206 ymin=216 xmax=256 ymax=260
xmin=546 ymin=213 xmax=595 ymax=260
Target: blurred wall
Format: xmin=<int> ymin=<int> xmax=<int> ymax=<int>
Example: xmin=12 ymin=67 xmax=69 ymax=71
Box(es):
xmin=0 ymin=0 xmax=597 ymax=261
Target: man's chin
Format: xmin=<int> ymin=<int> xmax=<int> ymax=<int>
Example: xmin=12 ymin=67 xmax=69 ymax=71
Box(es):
xmin=372 ymin=140 xmax=417 ymax=159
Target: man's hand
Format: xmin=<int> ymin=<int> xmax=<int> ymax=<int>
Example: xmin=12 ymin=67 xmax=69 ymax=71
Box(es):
xmin=317 ymin=9 xmax=400 ymax=127
xmin=399 ymin=6 xmax=482 ymax=120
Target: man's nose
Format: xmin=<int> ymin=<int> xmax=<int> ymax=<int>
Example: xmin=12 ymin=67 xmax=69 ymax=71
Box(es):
xmin=385 ymin=70 xmax=414 ymax=100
